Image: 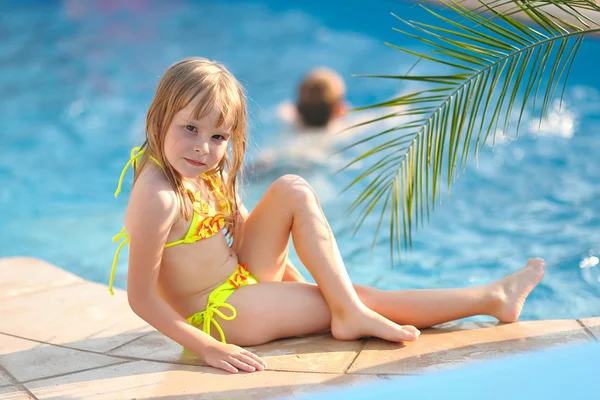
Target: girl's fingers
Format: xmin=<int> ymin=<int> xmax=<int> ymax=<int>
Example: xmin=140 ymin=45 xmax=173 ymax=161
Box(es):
xmin=243 ymin=351 xmax=268 ymax=367
xmin=236 ymin=353 xmax=265 ymax=371
xmin=402 ymin=325 xmax=420 ymax=334
xmin=217 ymin=360 xmax=238 ymax=374
xmin=228 ymin=356 xmax=256 ymax=372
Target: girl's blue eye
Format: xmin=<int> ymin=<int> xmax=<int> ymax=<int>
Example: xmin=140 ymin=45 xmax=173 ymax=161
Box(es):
xmin=185 ymin=125 xmax=197 ymax=132
xmin=212 ymin=134 xmax=226 ymax=141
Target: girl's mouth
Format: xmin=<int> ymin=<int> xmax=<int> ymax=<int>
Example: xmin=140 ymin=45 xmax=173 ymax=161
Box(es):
xmin=184 ymin=158 xmax=206 ymax=167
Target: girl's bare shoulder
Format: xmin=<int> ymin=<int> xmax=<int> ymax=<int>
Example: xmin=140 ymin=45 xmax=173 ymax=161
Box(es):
xmin=126 ymin=164 xmax=179 ymax=231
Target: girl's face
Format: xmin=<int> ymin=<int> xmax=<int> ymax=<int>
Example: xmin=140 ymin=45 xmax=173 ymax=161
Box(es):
xmin=163 ymin=101 xmax=231 ymax=179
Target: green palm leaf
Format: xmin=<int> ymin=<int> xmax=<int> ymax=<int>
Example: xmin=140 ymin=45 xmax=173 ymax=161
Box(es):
xmin=343 ymin=0 xmax=600 ymax=265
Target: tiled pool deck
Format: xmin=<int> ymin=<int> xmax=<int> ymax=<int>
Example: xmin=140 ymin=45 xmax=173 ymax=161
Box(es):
xmin=1 ymin=257 xmax=598 ymax=399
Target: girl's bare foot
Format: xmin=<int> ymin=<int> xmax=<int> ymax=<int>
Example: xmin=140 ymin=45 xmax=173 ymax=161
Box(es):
xmin=331 ymin=305 xmax=420 ymax=342
xmin=491 ymin=258 xmax=546 ymax=323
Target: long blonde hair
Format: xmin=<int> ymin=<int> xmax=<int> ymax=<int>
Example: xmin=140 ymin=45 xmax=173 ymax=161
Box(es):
xmin=134 ymin=57 xmax=247 ymax=241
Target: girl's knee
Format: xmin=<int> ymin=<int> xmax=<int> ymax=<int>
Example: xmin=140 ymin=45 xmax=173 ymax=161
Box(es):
xmin=272 ymin=174 xmax=309 ymax=190
xmin=270 ymin=174 xmax=317 ymax=204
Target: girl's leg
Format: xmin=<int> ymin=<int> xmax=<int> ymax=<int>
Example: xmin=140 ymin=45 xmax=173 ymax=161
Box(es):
xmin=215 ymin=282 xmax=332 ymax=346
xmin=217 ymin=258 xmax=546 ymax=346
xmin=354 ymin=258 xmax=546 ymax=328
xmin=237 ymin=175 xmax=419 ymax=342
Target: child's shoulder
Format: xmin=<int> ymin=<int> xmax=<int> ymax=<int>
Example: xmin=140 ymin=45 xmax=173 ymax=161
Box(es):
xmin=128 ymin=164 xmax=179 ymax=220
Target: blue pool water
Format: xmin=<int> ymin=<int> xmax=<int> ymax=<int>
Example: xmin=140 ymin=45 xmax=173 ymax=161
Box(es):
xmin=1 ymin=0 xmax=599 ymax=320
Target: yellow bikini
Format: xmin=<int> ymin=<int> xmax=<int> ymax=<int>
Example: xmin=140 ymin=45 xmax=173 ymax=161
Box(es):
xmin=110 ymin=147 xmax=258 ymax=343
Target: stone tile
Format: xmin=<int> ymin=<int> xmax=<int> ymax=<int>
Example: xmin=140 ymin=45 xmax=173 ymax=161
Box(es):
xmin=0 ymin=281 xmax=153 ymax=353
xmin=245 ymin=333 xmax=365 ymax=373
xmin=26 ymin=360 xmax=377 ymax=400
xmin=348 ymin=320 xmax=591 ymax=375
xmin=107 ymin=331 xmax=199 ymax=364
xmin=110 ymin=331 xmax=364 ymax=373
xmin=579 ymin=317 xmax=600 ymax=340
xmin=0 ymin=258 xmax=82 ymax=300
xmin=0 ymin=386 xmax=34 ymax=400
xmin=0 ymin=369 xmax=13 ymax=387
xmin=0 ymin=333 xmax=125 ymax=383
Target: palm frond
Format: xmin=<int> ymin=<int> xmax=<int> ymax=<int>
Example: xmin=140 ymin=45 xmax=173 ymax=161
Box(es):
xmin=344 ymin=0 xmax=600 ymax=265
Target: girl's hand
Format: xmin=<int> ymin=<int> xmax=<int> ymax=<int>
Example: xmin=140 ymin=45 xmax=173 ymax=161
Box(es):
xmin=203 ymin=342 xmax=267 ymax=373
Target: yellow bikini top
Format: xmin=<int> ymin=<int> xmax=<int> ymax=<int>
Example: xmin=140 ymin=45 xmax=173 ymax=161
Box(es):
xmin=109 ymin=147 xmax=231 ymax=295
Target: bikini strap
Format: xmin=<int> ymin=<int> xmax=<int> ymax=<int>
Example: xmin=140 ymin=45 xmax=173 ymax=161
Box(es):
xmin=109 ymin=227 xmax=129 ymax=295
xmin=110 ymin=146 xmax=161 ymax=295
xmin=187 ymin=302 xmax=237 ymax=343
xmin=114 ymin=147 xmax=162 ymax=197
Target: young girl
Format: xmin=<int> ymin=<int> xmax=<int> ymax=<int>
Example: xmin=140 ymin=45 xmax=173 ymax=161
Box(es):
xmin=110 ymin=57 xmax=546 ymax=374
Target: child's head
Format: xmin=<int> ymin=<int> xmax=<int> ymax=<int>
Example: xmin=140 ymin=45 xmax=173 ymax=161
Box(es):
xmin=140 ymin=57 xmax=247 ymax=224
xmin=296 ymin=67 xmax=347 ymax=128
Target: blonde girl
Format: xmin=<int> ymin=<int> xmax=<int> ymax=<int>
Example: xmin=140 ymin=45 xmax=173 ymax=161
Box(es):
xmin=110 ymin=57 xmax=546 ymax=374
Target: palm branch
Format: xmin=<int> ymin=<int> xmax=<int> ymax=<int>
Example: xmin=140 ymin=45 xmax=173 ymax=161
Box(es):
xmin=341 ymin=0 xmax=600 ymax=265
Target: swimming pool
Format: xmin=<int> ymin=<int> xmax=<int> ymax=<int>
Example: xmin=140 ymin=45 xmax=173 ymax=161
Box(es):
xmin=1 ymin=0 xmax=599 ymax=320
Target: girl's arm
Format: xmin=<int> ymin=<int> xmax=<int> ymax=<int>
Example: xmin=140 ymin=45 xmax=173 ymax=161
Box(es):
xmin=125 ymin=178 xmax=265 ymax=374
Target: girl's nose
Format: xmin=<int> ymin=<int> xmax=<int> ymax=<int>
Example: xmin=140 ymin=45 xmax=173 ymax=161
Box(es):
xmin=194 ymin=140 xmax=209 ymax=155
